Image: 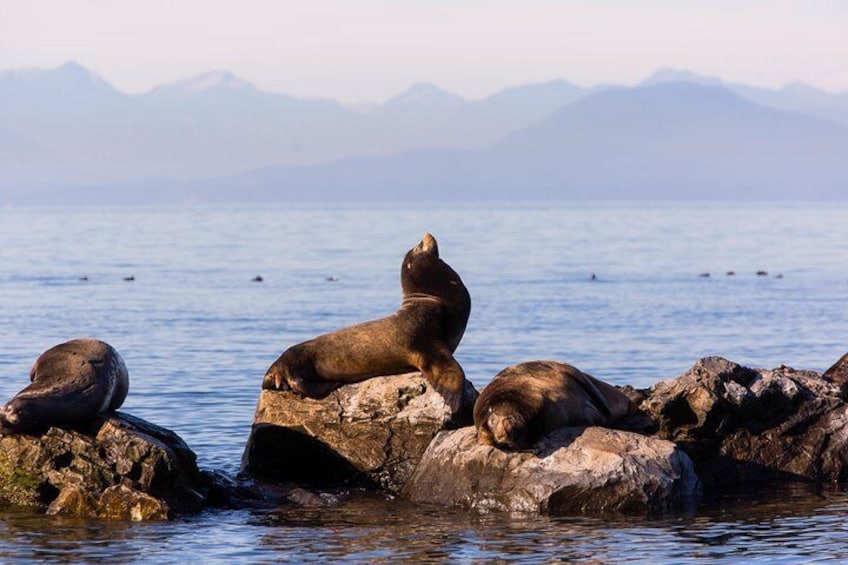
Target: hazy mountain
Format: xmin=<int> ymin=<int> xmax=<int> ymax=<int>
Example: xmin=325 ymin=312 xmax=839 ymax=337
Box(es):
xmin=0 ymin=128 xmax=56 ymax=166
xmin=0 ymin=62 xmax=588 ymax=191
xmin=645 ymin=68 xmax=848 ymax=128
xmin=178 ymin=82 xmax=848 ymax=203
xmin=3 ymin=63 xmax=848 ymax=203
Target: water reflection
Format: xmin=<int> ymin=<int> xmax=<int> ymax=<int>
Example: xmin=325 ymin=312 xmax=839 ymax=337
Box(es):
xmin=2 ymin=479 xmax=848 ymax=562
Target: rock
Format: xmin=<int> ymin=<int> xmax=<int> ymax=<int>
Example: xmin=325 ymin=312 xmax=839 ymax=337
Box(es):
xmin=242 ymin=372 xmax=479 ymax=493
xmin=98 ymin=485 xmax=170 ymax=521
xmin=403 ymin=426 xmax=698 ymax=515
xmin=824 ymin=352 xmax=848 ymax=386
xmin=0 ymin=411 xmax=205 ymax=519
xmin=46 ymin=483 xmax=169 ymax=521
xmin=641 ymin=357 xmax=848 ymax=487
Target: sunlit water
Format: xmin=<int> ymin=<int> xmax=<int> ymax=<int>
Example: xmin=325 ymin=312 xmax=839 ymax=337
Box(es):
xmin=2 ymin=201 xmax=848 ymax=563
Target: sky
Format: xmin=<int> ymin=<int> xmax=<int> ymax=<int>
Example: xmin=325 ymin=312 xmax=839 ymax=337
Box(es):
xmin=1 ymin=0 xmax=847 ymax=102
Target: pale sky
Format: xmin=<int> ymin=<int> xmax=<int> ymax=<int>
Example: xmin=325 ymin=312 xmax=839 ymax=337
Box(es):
xmin=1 ymin=0 xmax=847 ymax=102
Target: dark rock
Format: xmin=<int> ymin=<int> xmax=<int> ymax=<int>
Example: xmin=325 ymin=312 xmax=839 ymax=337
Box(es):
xmin=242 ymin=372 xmax=478 ymax=493
xmin=403 ymin=426 xmax=698 ymax=515
xmin=641 ymin=357 xmax=848 ymax=487
xmin=823 ymin=352 xmax=848 ymax=387
xmin=0 ymin=412 xmax=205 ymax=519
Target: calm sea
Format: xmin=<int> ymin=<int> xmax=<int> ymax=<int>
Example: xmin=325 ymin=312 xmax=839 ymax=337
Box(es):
xmin=1 ymin=201 xmax=848 ymax=563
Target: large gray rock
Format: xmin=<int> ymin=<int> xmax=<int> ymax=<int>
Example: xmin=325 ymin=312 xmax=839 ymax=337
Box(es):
xmin=403 ymin=426 xmax=698 ymax=515
xmin=242 ymin=372 xmax=478 ymax=493
xmin=641 ymin=357 xmax=848 ymax=486
xmin=0 ymin=412 xmax=204 ymax=520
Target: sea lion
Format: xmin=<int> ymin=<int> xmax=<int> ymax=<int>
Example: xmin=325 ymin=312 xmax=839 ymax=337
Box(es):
xmin=474 ymin=360 xmax=645 ymax=451
xmin=263 ymin=233 xmax=471 ymax=414
xmin=0 ymin=338 xmax=129 ymax=433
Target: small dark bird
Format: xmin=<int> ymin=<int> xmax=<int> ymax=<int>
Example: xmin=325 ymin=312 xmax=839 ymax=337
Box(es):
xmin=725 ymin=271 xmax=735 ymax=276
xmin=699 ymin=273 xmax=710 ymax=278
xmin=79 ymin=276 xmax=89 ymax=282
xmin=590 ymin=273 xmax=597 ymax=281
xmin=252 ymin=275 xmax=264 ymax=283
xmin=123 ymin=275 xmax=135 ymax=282
xmin=756 ymin=270 xmax=768 ymax=276
xmin=326 ymin=276 xmax=339 ymax=282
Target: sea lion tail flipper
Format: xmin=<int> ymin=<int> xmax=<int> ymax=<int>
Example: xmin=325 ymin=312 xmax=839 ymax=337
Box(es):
xmin=423 ymin=354 xmax=465 ymax=415
xmin=570 ymin=370 xmax=613 ymax=419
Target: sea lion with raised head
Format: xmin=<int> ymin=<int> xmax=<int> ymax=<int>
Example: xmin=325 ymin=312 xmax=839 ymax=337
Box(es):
xmin=263 ymin=233 xmax=471 ymax=414
xmin=474 ymin=360 xmax=646 ymax=451
xmin=0 ymin=338 xmax=129 ymax=433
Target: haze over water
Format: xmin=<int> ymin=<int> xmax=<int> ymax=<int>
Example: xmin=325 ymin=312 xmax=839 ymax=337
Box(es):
xmin=1 ymin=201 xmax=847 ymax=562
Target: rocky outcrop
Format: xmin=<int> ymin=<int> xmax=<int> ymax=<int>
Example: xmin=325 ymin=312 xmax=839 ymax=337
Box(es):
xmin=242 ymin=372 xmax=478 ymax=493
xmin=823 ymin=352 xmax=848 ymax=386
xmin=403 ymin=426 xmax=698 ymax=515
xmin=641 ymin=357 xmax=848 ymax=487
xmin=0 ymin=412 xmax=205 ymax=520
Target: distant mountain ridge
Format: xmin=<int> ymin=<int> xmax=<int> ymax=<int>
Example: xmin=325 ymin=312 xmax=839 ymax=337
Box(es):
xmin=1 ymin=62 xmax=847 ymax=204
xmin=175 ymin=81 xmax=846 ymax=203
xmin=0 ymin=62 xmax=593 ymax=191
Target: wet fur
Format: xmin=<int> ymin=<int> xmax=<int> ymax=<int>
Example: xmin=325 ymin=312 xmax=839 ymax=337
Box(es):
xmin=0 ymin=339 xmax=129 ymax=433
xmin=263 ymin=233 xmax=471 ymax=413
xmin=474 ymin=360 xmax=638 ymax=450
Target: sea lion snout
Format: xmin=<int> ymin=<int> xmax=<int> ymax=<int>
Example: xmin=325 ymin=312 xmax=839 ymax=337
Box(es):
xmin=0 ymin=399 xmax=35 ymax=431
xmin=415 ymin=233 xmax=439 ymax=257
xmin=0 ymin=403 xmax=20 ymax=426
xmin=488 ymin=411 xmax=525 ymax=450
xmin=262 ymin=363 xmax=285 ymax=390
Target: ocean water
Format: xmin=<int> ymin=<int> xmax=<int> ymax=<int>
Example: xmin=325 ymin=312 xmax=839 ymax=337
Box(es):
xmin=1 ymin=201 xmax=848 ymax=563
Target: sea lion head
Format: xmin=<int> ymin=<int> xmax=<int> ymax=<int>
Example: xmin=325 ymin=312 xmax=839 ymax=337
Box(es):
xmin=263 ymin=360 xmax=287 ymax=390
xmin=401 ymin=233 xmax=471 ymax=350
xmin=477 ymin=404 xmax=531 ymax=450
xmin=401 ymin=233 xmax=468 ymax=302
xmin=0 ymin=395 xmax=49 ymax=433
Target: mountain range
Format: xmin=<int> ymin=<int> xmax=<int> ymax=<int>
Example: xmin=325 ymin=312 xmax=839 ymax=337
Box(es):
xmin=1 ymin=63 xmax=847 ymax=204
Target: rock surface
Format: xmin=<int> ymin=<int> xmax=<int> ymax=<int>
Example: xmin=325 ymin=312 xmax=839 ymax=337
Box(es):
xmin=242 ymin=372 xmax=478 ymax=493
xmin=0 ymin=412 xmax=205 ymax=520
xmin=404 ymin=426 xmax=698 ymax=515
xmin=641 ymin=357 xmax=848 ymax=487
xmin=823 ymin=352 xmax=848 ymax=386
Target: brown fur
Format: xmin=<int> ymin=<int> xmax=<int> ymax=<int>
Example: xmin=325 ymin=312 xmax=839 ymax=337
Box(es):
xmin=0 ymin=339 xmax=129 ymax=433
xmin=474 ymin=360 xmax=639 ymax=450
xmin=263 ymin=233 xmax=471 ymax=413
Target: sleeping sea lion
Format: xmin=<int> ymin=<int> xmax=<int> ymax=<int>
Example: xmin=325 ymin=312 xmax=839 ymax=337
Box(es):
xmin=262 ymin=233 xmax=471 ymax=414
xmin=474 ymin=360 xmax=645 ymax=450
xmin=0 ymin=338 xmax=129 ymax=433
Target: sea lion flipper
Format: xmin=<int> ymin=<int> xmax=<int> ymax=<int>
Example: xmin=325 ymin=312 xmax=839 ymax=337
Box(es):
xmin=288 ymin=376 xmax=341 ymax=399
xmin=569 ymin=370 xmax=613 ymax=419
xmin=422 ymin=352 xmax=465 ymax=414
